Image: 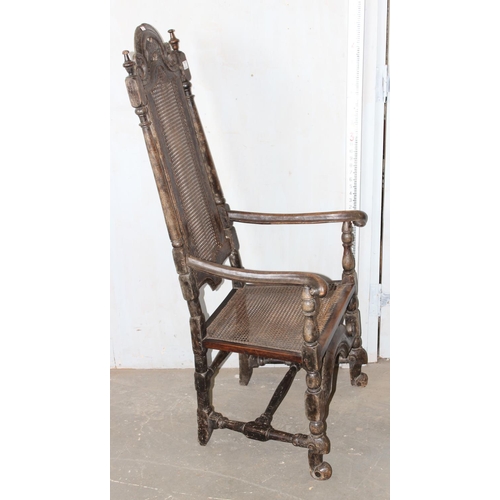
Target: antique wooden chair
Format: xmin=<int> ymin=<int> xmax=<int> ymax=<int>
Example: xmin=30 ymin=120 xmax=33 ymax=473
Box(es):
xmin=122 ymin=23 xmax=369 ymax=480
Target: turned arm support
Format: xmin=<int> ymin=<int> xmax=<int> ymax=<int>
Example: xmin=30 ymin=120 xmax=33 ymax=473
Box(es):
xmin=228 ymin=210 xmax=368 ymax=227
xmin=186 ymin=255 xmax=328 ymax=297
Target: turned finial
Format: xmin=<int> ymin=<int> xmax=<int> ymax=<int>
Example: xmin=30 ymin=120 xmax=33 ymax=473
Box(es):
xmin=122 ymin=50 xmax=135 ymax=75
xmin=168 ymin=29 xmax=180 ymax=51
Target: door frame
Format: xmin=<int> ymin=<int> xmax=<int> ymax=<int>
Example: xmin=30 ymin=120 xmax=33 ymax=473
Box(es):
xmin=354 ymin=0 xmax=389 ymax=362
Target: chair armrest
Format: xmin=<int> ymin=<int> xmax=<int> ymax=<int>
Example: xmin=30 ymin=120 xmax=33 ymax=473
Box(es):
xmin=186 ymin=255 xmax=329 ymax=297
xmin=227 ymin=210 xmax=368 ymax=227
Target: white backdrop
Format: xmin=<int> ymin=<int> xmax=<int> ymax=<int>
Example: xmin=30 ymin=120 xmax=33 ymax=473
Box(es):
xmin=111 ymin=0 xmax=350 ymax=368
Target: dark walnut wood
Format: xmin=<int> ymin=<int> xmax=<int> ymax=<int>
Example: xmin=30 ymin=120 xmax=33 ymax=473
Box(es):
xmin=228 ymin=210 xmax=368 ymax=227
xmin=123 ymin=23 xmax=369 ymax=481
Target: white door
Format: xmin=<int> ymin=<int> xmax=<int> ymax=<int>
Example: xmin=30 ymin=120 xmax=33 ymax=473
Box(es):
xmin=379 ymin=56 xmax=390 ymax=358
xmin=350 ymin=0 xmax=390 ymax=362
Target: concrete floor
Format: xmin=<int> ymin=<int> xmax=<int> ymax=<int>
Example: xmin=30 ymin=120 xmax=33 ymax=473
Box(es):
xmin=111 ymin=359 xmax=389 ymax=500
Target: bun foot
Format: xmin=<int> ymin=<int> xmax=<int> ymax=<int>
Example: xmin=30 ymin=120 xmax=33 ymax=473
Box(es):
xmin=351 ymin=372 xmax=368 ymax=387
xmin=310 ymin=461 xmax=332 ymax=481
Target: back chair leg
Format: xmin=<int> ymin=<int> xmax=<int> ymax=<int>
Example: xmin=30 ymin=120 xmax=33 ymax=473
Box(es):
xmin=189 ymin=312 xmax=216 ymax=446
xmin=194 ymin=379 xmax=213 ymax=444
xmin=194 ymin=348 xmax=215 ymax=446
xmin=238 ymin=353 xmax=254 ymax=386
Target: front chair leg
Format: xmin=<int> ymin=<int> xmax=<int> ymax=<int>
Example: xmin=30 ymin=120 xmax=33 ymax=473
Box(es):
xmin=348 ymin=347 xmax=368 ymax=387
xmin=306 ymin=331 xmax=348 ymax=481
xmin=341 ymin=221 xmax=368 ymax=387
xmin=345 ymin=295 xmax=368 ymax=387
xmin=305 ymin=369 xmax=333 ymax=480
xmin=302 ymin=288 xmax=332 ymax=480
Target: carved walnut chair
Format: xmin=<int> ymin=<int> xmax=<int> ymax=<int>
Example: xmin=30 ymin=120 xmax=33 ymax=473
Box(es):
xmin=122 ymin=23 xmax=369 ymax=480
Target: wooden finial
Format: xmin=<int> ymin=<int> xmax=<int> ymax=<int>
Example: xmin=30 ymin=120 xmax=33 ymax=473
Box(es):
xmin=122 ymin=50 xmax=135 ymax=75
xmin=168 ymin=29 xmax=179 ymax=51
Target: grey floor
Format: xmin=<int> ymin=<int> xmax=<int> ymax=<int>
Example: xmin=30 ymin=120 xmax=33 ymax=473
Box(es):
xmin=111 ymin=359 xmax=389 ymax=500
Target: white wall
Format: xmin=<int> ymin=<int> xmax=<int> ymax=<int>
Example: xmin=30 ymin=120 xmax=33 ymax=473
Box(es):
xmin=111 ymin=0 xmax=349 ymax=368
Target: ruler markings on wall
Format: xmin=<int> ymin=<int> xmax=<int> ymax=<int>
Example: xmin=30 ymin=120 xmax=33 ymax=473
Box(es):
xmin=345 ymin=0 xmax=365 ymax=261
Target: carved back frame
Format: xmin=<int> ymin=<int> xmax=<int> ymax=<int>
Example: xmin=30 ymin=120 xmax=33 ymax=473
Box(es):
xmin=124 ymin=24 xmax=240 ymax=293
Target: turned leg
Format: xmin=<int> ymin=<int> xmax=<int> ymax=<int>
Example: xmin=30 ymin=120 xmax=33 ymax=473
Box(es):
xmin=305 ymin=326 xmax=350 ymax=481
xmin=341 ymin=221 xmax=368 ymax=387
xmin=304 ymin=366 xmax=333 ymax=480
xmin=302 ymin=287 xmax=332 ymax=480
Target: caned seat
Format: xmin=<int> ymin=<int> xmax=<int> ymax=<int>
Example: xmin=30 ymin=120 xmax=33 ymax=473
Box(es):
xmin=205 ymin=283 xmax=354 ymax=363
xmin=123 ymin=23 xmax=369 ymax=481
